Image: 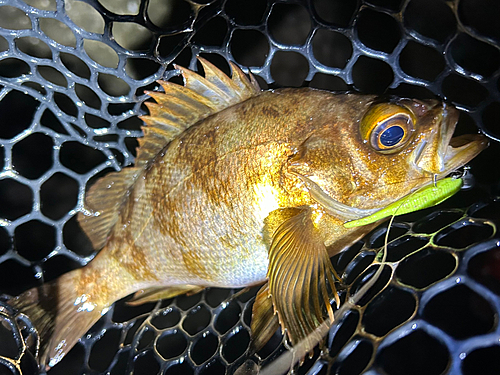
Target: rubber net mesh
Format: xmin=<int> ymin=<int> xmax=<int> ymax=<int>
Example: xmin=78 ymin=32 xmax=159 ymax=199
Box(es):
xmin=0 ymin=0 xmax=499 ymax=374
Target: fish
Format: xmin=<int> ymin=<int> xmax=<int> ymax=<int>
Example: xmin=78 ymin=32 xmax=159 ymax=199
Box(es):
xmin=8 ymin=57 xmax=488 ymax=369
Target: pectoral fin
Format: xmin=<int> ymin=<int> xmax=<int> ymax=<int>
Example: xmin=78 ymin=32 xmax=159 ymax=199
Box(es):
xmin=266 ymin=209 xmax=340 ymax=351
xmin=127 ymin=285 xmax=204 ymax=306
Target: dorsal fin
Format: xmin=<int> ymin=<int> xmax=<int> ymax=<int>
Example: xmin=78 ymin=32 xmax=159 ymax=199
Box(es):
xmin=78 ymin=57 xmax=260 ymax=250
xmin=77 ymin=168 xmax=140 ymax=249
xmin=137 ymin=57 xmax=261 ymax=169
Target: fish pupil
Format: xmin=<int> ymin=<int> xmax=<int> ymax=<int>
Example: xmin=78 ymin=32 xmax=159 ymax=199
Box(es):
xmin=380 ymin=125 xmax=404 ymax=147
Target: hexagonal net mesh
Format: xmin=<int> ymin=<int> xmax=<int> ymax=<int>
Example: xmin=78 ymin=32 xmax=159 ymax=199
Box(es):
xmin=0 ymin=0 xmax=499 ymax=374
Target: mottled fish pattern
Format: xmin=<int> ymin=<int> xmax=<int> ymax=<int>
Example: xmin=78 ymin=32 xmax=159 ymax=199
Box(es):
xmin=9 ymin=58 xmax=488 ymax=369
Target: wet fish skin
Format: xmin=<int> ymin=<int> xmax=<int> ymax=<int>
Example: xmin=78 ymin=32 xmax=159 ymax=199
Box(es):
xmin=71 ymin=91 xmax=374 ymax=321
xmin=7 ymin=59 xmax=488 ymax=368
xmin=95 ymin=90 xmax=372 ymax=286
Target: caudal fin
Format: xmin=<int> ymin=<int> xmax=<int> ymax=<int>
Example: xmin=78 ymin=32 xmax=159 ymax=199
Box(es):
xmin=8 ymin=270 xmax=105 ymax=369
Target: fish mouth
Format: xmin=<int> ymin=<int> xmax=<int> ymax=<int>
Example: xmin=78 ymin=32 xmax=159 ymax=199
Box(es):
xmin=413 ymin=104 xmax=489 ymax=177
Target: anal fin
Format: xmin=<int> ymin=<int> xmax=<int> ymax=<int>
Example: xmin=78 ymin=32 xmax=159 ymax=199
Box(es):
xmin=126 ymin=285 xmax=205 ymax=306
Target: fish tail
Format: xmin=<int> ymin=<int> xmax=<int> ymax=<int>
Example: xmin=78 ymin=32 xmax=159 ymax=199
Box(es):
xmin=8 ymin=270 xmax=105 ymax=369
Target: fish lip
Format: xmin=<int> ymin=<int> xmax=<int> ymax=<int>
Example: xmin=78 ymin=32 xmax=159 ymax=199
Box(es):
xmin=440 ymin=105 xmax=489 ymax=176
xmin=415 ymin=104 xmax=489 ymax=176
xmin=440 ymin=133 xmax=489 ymax=176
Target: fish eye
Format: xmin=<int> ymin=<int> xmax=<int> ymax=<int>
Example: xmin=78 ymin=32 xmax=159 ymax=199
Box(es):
xmin=371 ymin=114 xmax=412 ymax=150
xmin=360 ymin=103 xmax=415 ymax=153
xmin=380 ymin=125 xmax=404 ymax=146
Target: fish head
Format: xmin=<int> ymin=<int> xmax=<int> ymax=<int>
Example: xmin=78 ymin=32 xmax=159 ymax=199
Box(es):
xmin=289 ymin=95 xmax=489 ymax=218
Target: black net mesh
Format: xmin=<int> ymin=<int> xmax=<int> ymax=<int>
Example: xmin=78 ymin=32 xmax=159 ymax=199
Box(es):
xmin=0 ymin=0 xmax=499 ymax=374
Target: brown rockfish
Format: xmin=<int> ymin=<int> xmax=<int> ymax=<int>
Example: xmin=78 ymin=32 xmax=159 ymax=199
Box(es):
xmin=9 ymin=58 xmax=488 ymax=369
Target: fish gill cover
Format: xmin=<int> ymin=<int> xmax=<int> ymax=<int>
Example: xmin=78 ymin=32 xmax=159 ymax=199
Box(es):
xmin=0 ymin=0 xmax=499 ymax=374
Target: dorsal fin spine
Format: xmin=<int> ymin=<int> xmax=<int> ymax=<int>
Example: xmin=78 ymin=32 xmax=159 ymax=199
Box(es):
xmin=147 ymin=84 xmax=216 ymax=110
xmin=78 ymin=57 xmax=261 ymax=250
xmin=138 ymin=57 xmax=261 ymax=166
xmin=145 ymin=102 xmax=211 ymax=130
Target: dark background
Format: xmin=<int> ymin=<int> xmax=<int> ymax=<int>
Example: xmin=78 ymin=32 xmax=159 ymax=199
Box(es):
xmin=0 ymin=0 xmax=499 ymax=374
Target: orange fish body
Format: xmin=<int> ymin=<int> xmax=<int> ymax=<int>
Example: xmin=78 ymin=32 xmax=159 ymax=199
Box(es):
xmin=9 ymin=58 xmax=488 ymax=368
xmin=79 ymin=90 xmax=375 ymax=292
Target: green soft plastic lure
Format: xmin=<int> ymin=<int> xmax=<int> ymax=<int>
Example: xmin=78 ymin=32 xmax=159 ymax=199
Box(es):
xmin=344 ymin=177 xmax=463 ymax=228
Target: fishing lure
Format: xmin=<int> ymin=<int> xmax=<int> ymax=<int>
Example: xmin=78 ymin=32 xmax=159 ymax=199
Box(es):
xmin=344 ymin=177 xmax=464 ymax=228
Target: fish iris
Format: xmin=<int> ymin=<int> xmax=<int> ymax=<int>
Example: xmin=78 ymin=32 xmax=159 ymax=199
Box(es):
xmin=360 ymin=103 xmax=415 ymax=153
xmin=380 ymin=125 xmax=404 ymax=146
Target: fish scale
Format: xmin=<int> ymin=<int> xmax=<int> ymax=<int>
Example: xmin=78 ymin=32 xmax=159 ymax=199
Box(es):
xmin=6 ymin=58 xmax=487 ymax=369
xmin=0 ymin=1 xmax=494 ymax=371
